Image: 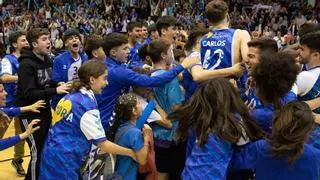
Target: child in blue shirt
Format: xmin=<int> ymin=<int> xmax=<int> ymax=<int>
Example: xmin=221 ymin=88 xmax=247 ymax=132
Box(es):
xmin=168 ymin=78 xmax=264 ymax=180
xmin=231 ymin=101 xmax=320 ymax=180
xmin=114 ymin=93 xmax=152 ymax=179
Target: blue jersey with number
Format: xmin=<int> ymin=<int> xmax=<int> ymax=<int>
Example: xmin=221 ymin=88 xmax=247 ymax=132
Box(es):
xmin=51 ymin=51 xmax=88 ymax=109
xmin=200 ymin=29 xmax=236 ymax=70
xmin=0 ymin=54 xmax=19 ymax=107
xmin=40 ymin=88 xmax=107 ymax=179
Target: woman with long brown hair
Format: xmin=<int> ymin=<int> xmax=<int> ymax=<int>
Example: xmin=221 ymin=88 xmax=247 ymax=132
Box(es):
xmin=232 ymin=101 xmax=320 ymax=179
xmin=168 ymin=78 xmax=264 ymax=179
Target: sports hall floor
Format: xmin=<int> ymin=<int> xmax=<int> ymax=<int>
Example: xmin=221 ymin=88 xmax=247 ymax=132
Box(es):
xmin=0 ymin=120 xmax=30 ymax=180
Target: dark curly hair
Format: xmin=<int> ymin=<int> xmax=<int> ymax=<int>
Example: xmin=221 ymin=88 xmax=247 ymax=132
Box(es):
xmin=252 ymin=52 xmax=299 ymax=109
xmin=109 ymin=93 xmax=138 ymax=141
xmin=268 ymin=101 xmax=315 ymax=164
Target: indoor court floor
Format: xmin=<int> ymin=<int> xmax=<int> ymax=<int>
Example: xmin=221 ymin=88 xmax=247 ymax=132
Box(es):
xmin=0 ymin=120 xmax=30 ymax=180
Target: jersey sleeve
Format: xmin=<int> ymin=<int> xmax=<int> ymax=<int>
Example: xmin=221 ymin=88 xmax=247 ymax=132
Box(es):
xmin=0 ymin=107 xmax=21 ymax=117
xmin=296 ymin=71 xmax=316 ymax=96
xmin=0 ymin=57 xmax=13 ymax=76
xmin=80 ymin=109 xmax=107 ymax=145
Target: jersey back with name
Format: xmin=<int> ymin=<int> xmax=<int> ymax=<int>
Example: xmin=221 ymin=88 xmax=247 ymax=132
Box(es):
xmin=200 ymin=29 xmax=236 ymax=70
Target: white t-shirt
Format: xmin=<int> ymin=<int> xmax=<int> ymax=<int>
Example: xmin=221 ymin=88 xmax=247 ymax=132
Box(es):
xmin=136 ymin=95 xmax=161 ymax=123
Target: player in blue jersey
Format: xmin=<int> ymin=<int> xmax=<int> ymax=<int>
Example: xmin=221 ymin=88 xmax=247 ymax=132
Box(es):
xmin=296 ymin=32 xmax=320 ymax=113
xmin=0 ymin=31 xmax=29 ymax=107
xmin=200 ymin=0 xmax=251 ymax=92
xmin=231 ymin=101 xmax=320 ymax=180
xmin=168 ymin=78 xmax=263 ymax=180
xmin=296 ymin=32 xmax=320 ymax=149
xmin=182 ymin=28 xmax=244 ymax=100
xmin=98 ymin=33 xmax=198 ymax=130
xmin=39 ymin=60 xmax=136 ymax=179
xmin=0 ymin=30 xmax=30 ymax=176
xmin=51 ymin=28 xmax=88 ymax=109
xmin=127 ymin=21 xmax=143 ymax=68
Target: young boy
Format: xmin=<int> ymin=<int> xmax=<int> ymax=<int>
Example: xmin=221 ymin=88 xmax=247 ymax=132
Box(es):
xmin=127 ymin=21 xmax=143 ymax=68
xmin=15 ymin=28 xmax=70 ymax=179
xmin=0 ymin=31 xmax=29 ymax=176
xmin=200 ymin=0 xmax=251 ymax=92
xmin=51 ymin=28 xmax=88 ymax=108
xmin=84 ymin=35 xmax=106 ymax=62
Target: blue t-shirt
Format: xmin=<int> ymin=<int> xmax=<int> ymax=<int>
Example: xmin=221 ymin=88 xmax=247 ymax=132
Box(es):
xmin=0 ymin=54 xmax=19 ymax=107
xmin=39 ymin=88 xmax=106 ymax=179
xmin=231 ymin=140 xmax=320 ymax=180
xmin=249 ymin=89 xmax=297 ymax=133
xmin=182 ymin=133 xmax=233 ymax=180
xmin=115 ymin=122 xmax=144 ymax=180
xmin=151 ymin=69 xmax=185 ymax=144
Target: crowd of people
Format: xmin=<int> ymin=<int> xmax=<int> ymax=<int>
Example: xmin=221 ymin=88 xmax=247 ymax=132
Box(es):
xmin=0 ymin=0 xmax=319 ymax=180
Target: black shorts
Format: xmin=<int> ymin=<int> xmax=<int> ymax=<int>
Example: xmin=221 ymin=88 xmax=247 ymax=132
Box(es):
xmin=154 ymin=141 xmax=187 ymax=175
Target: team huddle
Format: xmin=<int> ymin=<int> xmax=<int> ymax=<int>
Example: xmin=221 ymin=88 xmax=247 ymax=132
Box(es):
xmin=0 ymin=0 xmax=319 ymax=180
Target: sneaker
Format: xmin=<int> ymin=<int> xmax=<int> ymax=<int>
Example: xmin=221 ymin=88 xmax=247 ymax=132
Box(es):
xmin=11 ymin=158 xmax=26 ymax=177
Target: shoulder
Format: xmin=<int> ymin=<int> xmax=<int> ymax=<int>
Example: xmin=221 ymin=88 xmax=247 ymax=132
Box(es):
xmin=303 ymin=144 xmax=320 ymax=160
xmin=54 ymin=52 xmax=70 ymax=62
xmin=203 ymin=31 xmax=213 ymax=39
xmin=69 ymin=91 xmax=97 ymax=110
xmin=1 ymin=56 xmax=11 ymax=64
xmin=235 ymin=29 xmax=251 ymax=39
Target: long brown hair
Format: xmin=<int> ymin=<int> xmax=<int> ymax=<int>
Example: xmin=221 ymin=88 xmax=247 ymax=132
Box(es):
xmin=268 ymin=101 xmax=315 ymax=164
xmin=72 ymin=60 xmax=106 ymax=91
xmin=168 ymin=78 xmax=264 ymax=147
